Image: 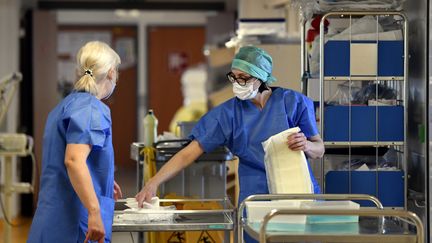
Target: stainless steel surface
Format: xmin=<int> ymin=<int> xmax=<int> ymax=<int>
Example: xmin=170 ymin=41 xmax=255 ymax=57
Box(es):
xmin=429 ymin=0 xmax=432 ymax=241
xmin=324 ymin=76 xmax=404 ymax=81
xmin=130 ymin=142 xmax=144 ymax=161
xmin=113 ymin=213 xmax=233 ymax=232
xmin=257 ymin=209 xmax=423 ymax=243
xmin=112 ymin=198 xmax=236 ymax=233
xmin=154 ymin=140 xmax=233 ymax=162
xmin=403 ymin=9 xmax=409 ymax=212
xmin=176 ymin=121 xmax=196 ymax=138
xmin=300 ymin=19 xmax=307 ymax=95
xmin=324 ymin=141 xmax=404 ymax=146
xmin=147 ymin=140 xmax=232 ymax=199
xmin=131 ymin=143 xmax=145 ymax=195
xmin=319 ymin=13 xmax=325 ymax=189
xmin=237 ymin=194 xmax=383 ymax=243
xmin=129 ymin=142 xmax=147 ymax=243
xmin=402 ymin=0 xmax=429 ymax=242
xmin=130 ymin=141 xmax=233 ymax=242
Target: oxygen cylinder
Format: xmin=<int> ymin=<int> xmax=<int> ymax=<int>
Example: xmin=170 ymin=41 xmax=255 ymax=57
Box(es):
xmin=143 ymin=109 xmax=158 ymax=147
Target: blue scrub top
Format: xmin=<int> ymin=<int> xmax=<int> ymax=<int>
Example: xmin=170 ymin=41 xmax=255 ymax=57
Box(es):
xmin=190 ymin=87 xmax=320 ymax=205
xmin=28 ymin=92 xmax=115 ymax=243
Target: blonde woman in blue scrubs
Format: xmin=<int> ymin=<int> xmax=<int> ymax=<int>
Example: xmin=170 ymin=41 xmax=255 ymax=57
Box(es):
xmin=28 ymin=41 xmax=122 ymax=243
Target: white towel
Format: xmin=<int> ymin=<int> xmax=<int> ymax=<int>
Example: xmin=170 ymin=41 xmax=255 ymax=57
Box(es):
xmin=115 ymin=197 xmax=176 ymax=223
xmin=262 ymin=127 xmax=313 ymax=194
xmin=124 ymin=197 xmax=160 ymax=209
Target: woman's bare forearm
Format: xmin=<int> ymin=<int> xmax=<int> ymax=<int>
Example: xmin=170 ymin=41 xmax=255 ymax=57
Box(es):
xmin=305 ymin=135 xmax=325 ymax=159
xmin=65 ymin=144 xmax=100 ymax=213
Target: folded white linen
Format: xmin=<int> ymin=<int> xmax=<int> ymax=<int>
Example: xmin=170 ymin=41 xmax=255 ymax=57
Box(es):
xmin=262 ymin=127 xmax=314 ymax=194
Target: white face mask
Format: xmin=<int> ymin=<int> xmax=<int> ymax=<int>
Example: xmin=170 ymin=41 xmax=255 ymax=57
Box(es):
xmin=102 ymin=79 xmax=116 ymax=100
xmin=232 ymin=81 xmax=258 ymax=100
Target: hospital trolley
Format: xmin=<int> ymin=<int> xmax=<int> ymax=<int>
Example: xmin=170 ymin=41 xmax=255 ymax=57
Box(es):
xmin=238 ymin=194 xmax=423 ymax=243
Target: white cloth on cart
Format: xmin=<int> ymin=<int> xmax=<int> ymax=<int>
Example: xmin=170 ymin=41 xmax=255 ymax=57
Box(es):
xmin=114 ymin=197 xmax=176 ymax=223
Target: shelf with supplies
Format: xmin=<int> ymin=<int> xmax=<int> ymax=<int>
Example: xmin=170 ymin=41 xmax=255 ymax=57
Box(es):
xmin=313 ymin=11 xmax=408 ymax=209
xmin=324 ymin=141 xmax=404 ymax=147
xmin=324 ymin=76 xmax=404 ymax=81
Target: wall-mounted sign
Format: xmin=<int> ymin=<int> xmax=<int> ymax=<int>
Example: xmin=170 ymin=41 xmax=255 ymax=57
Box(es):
xmin=168 ymin=52 xmax=189 ymax=74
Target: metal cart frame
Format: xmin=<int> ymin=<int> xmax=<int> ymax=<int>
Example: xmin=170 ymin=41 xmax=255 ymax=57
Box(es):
xmin=259 ymin=208 xmax=424 ymax=243
xmin=129 ymin=143 xmax=234 ymax=242
xmin=238 ymin=193 xmax=384 ymax=243
xmin=317 ymin=11 xmax=408 ymax=208
xmin=113 ymin=198 xmax=236 ymax=243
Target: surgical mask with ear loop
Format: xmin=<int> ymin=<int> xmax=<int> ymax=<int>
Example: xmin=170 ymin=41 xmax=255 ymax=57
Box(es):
xmin=232 ymin=81 xmax=259 ymax=100
xmin=102 ymin=78 xmax=116 ymax=100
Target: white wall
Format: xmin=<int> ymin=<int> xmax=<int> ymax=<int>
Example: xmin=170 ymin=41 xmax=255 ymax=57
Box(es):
xmin=57 ymin=10 xmax=214 ymax=141
xmin=0 ymin=0 xmax=21 ymax=218
xmin=256 ymin=44 xmax=302 ymax=92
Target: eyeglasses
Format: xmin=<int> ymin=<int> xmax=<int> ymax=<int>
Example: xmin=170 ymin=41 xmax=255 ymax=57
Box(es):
xmin=226 ymin=72 xmax=256 ymax=86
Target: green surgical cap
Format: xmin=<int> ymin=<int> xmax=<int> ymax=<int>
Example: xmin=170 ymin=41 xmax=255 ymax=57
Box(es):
xmin=231 ymin=46 xmax=277 ymax=84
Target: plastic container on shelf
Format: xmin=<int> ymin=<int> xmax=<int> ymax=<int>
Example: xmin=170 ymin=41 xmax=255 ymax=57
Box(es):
xmin=245 ymin=200 xmax=306 ymax=227
xmin=301 ymin=200 xmax=360 ymax=224
xmin=176 ymin=121 xmax=197 ymax=138
xmin=143 ymin=109 xmax=158 ymax=147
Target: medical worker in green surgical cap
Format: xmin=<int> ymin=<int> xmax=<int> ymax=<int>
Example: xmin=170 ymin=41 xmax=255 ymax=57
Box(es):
xmin=136 ymin=46 xmax=325 ymax=242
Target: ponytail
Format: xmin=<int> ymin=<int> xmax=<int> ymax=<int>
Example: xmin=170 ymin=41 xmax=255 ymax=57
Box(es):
xmin=74 ymin=72 xmax=98 ymax=95
xmin=74 ymin=41 xmax=121 ymax=96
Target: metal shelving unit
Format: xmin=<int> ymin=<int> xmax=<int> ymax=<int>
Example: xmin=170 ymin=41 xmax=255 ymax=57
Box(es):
xmin=317 ymin=11 xmax=408 ymax=209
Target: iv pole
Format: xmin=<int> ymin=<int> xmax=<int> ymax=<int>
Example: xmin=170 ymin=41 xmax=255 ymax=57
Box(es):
xmin=0 ymin=72 xmax=33 ymax=243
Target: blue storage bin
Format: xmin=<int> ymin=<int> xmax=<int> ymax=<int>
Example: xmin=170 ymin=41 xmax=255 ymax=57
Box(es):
xmin=324 ymin=41 xmax=350 ymax=77
xmin=378 ymin=41 xmax=404 ymax=76
xmin=378 ymin=106 xmax=404 ymax=141
xmin=324 ymin=106 xmax=404 ymax=142
xmin=324 ymin=40 xmax=404 ymax=77
xmin=377 ymin=171 xmax=405 ymax=207
xmin=325 ymin=170 xmax=404 ymax=207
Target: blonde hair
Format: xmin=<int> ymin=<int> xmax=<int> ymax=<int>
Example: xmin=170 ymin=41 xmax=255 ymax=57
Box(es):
xmin=74 ymin=41 xmax=121 ymax=96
